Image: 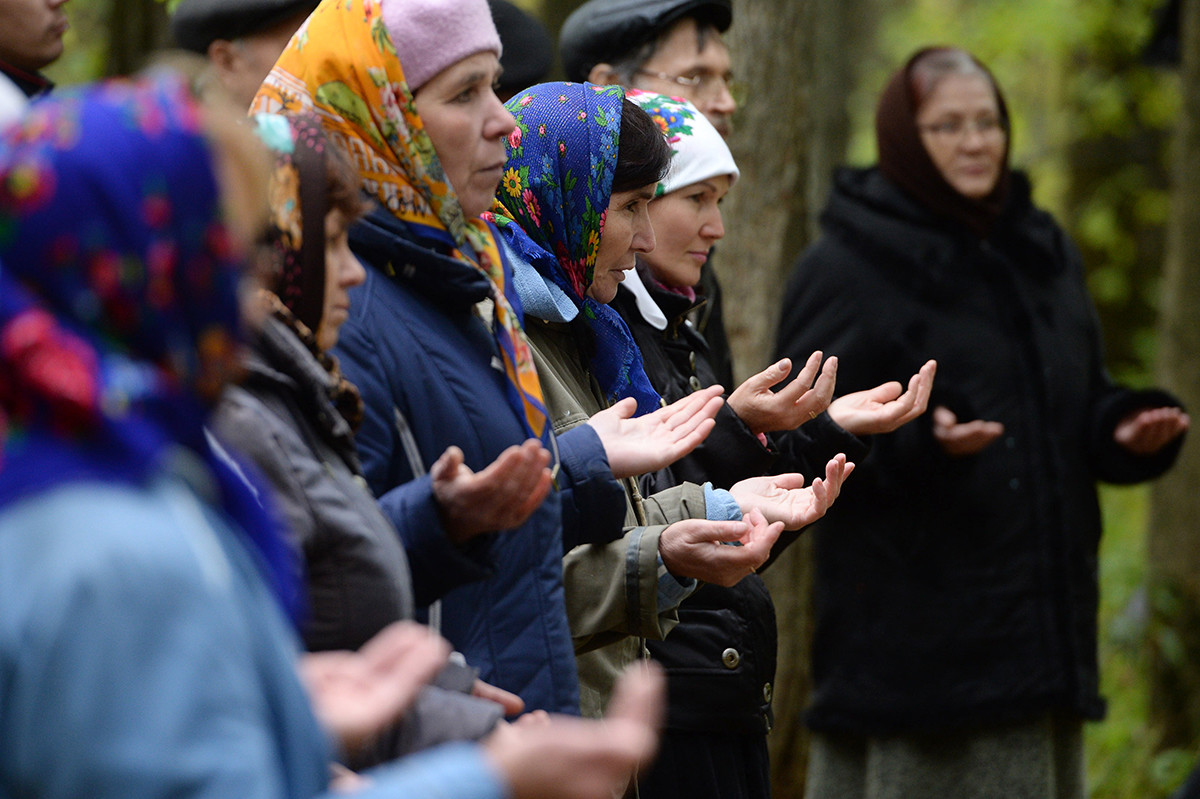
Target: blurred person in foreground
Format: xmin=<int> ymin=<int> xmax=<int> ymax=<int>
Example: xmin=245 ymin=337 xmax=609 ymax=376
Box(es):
xmin=775 ymin=46 xmax=1189 ymax=799
xmin=0 ymin=69 xmax=668 ymax=799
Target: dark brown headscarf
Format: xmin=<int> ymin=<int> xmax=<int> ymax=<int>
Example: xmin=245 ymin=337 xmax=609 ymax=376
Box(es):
xmin=876 ymin=46 xmax=1011 ymax=238
xmin=255 ymin=113 xmax=364 ymax=430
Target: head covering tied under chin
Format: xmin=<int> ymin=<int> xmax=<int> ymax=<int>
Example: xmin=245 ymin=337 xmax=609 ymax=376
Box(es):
xmin=0 ymin=73 xmax=304 ymax=623
xmin=490 ymin=81 xmax=661 ymax=415
xmin=875 ymin=46 xmax=1011 ymax=239
xmin=251 ymin=0 xmax=547 ymax=439
xmin=626 ymin=89 xmax=737 ymax=196
xmin=252 ymin=112 xmax=364 ymax=429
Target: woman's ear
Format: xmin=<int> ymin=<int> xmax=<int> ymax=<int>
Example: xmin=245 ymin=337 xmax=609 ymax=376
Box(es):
xmin=587 ymin=63 xmax=622 ymax=86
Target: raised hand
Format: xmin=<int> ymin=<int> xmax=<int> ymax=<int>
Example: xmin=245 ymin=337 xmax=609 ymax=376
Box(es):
xmin=727 ymin=351 xmax=837 ymax=436
xmin=828 ymin=359 xmax=936 ymax=436
xmin=588 ymin=386 xmax=723 ymax=478
xmin=299 ymin=621 xmax=451 ymax=758
xmin=728 ymin=454 xmax=853 ymax=531
xmin=931 ymin=405 xmax=1004 ymax=457
xmin=431 ymin=440 xmax=553 ymax=543
xmin=657 ymin=509 xmax=783 ymax=587
xmin=483 ymin=663 xmax=665 ymax=799
xmin=1113 ymin=406 xmax=1190 ymax=455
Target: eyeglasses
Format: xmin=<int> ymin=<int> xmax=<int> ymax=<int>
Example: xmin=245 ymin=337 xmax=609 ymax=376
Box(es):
xmin=634 ymin=68 xmax=745 ymax=104
xmin=917 ymin=116 xmax=1005 ymax=141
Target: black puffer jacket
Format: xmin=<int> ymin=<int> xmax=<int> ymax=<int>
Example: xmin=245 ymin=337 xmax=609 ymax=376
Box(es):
xmin=613 ymin=274 xmax=864 ymax=734
xmin=775 ymin=167 xmax=1184 ymax=735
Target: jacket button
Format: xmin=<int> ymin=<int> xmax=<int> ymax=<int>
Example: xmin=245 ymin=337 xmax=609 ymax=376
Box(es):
xmin=688 ymin=351 xmax=697 ymax=369
xmin=721 ymin=647 xmax=740 ymax=669
xmin=689 ymin=375 xmax=703 ymax=392
xmin=763 ymin=682 xmax=773 ymax=703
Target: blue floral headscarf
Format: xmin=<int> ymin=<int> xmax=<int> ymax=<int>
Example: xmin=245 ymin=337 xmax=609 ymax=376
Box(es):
xmin=490 ymin=81 xmax=660 ymax=415
xmin=0 ymin=74 xmax=304 ymax=624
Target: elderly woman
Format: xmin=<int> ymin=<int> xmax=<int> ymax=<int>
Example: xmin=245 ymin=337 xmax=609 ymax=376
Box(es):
xmin=251 ymin=0 xmax=729 ymax=717
xmin=776 ymin=47 xmax=1189 ymax=799
xmin=491 ymin=80 xmax=855 ymax=723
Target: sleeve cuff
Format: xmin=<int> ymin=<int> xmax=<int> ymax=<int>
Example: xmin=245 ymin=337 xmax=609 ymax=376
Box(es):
xmin=703 ymin=483 xmax=743 ymax=521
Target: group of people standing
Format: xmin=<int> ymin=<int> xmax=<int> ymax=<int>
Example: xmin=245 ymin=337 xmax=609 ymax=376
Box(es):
xmin=0 ymin=0 xmax=1191 ymax=797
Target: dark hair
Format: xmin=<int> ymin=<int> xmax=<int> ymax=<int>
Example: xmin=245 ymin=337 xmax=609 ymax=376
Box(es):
xmin=611 ymin=98 xmax=671 ymax=193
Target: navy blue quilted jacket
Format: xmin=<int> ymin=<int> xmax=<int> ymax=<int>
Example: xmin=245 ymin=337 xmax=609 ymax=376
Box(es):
xmin=335 ymin=207 xmax=625 ymax=715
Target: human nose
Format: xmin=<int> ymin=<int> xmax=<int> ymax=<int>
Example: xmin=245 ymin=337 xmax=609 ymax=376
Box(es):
xmin=959 ymin=122 xmax=991 ymax=149
xmin=701 ymin=205 xmax=725 ymax=241
xmin=485 ymin=91 xmax=517 ymax=140
xmin=633 ymin=207 xmax=656 ymax=254
xmin=341 ymin=249 xmax=366 ymax=288
xmin=706 ymin=80 xmax=737 ymax=117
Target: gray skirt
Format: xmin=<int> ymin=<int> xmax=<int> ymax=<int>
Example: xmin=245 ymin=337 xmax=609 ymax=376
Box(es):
xmin=805 ymin=714 xmax=1084 ymax=799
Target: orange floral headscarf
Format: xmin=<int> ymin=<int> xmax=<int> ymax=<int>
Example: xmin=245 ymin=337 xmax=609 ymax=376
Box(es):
xmin=252 ymin=0 xmax=547 ymax=438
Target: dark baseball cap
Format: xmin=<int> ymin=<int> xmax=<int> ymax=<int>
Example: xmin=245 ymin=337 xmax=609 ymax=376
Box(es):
xmin=559 ymin=0 xmax=732 ymax=82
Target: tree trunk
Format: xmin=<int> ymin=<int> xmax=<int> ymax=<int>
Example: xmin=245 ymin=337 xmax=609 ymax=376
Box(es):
xmin=1147 ymin=0 xmax=1200 ymax=755
xmin=721 ymin=0 xmax=866 ymax=796
xmin=106 ymin=0 xmax=171 ymax=77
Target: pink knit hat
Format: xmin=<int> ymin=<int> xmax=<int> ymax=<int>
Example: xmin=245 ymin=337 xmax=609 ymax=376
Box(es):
xmin=383 ymin=0 xmax=503 ymax=92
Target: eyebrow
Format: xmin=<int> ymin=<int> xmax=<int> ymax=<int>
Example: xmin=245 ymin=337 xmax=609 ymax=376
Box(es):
xmin=451 ymin=65 xmax=504 ymax=93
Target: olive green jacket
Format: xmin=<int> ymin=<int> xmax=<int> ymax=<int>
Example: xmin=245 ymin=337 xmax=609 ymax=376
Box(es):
xmin=525 ymin=316 xmax=707 ymax=718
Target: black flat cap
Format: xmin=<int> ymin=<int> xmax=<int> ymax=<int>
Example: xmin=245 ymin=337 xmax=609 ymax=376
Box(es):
xmin=489 ymin=0 xmax=554 ymax=95
xmin=559 ymin=0 xmax=732 ymax=82
xmin=170 ymin=0 xmax=318 ymax=53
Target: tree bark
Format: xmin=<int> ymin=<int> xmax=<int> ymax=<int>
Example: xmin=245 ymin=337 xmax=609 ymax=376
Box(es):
xmin=106 ymin=0 xmax=171 ymax=77
xmin=1148 ymin=0 xmax=1200 ymax=754
xmin=721 ymin=0 xmax=866 ymax=795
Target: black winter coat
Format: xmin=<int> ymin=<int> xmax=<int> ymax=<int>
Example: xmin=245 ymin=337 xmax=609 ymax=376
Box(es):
xmin=613 ymin=275 xmax=864 ymax=735
xmin=775 ymin=167 xmax=1184 ymax=736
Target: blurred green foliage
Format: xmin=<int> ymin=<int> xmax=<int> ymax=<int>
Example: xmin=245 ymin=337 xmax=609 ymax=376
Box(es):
xmin=1092 ymin=484 xmax=1198 ymax=798
xmin=44 ymin=0 xmax=111 ymax=85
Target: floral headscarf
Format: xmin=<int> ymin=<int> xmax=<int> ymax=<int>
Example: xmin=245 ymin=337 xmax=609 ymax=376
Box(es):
xmin=626 ymin=90 xmax=738 ymax=197
xmin=253 ymin=112 xmax=363 ymax=429
xmin=252 ymin=0 xmax=547 ymax=439
xmin=490 ymin=81 xmax=660 ymax=415
xmin=0 ymin=74 xmax=303 ymax=623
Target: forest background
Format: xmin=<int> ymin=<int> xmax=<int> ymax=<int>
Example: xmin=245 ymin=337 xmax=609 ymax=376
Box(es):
xmin=43 ymin=0 xmax=1200 ymax=795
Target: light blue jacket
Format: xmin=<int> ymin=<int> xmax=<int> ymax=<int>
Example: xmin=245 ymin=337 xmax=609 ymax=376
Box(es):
xmin=0 ymin=472 xmax=505 ymax=799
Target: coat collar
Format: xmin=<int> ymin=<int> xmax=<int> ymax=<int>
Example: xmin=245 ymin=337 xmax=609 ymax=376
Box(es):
xmin=350 ymin=206 xmax=495 ymax=311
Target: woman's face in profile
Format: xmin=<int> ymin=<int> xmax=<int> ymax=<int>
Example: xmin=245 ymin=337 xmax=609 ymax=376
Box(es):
xmin=915 ymin=74 xmax=1006 ymax=200
xmin=413 ymin=51 xmax=515 ymax=219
